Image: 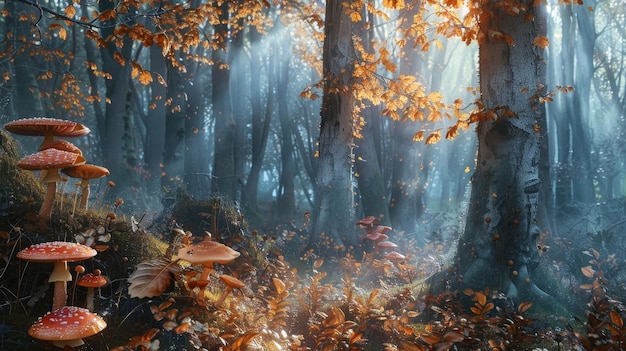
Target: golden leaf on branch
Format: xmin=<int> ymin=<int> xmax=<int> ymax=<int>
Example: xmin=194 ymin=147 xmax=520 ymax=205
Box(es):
xmin=425 ymin=130 xmax=441 ymax=144
xmin=382 ymin=0 xmax=405 ymax=10
xmin=533 ymin=35 xmax=549 ymax=48
xmin=413 ymin=130 xmax=424 ymax=142
xmin=64 ymin=4 xmax=76 ymax=18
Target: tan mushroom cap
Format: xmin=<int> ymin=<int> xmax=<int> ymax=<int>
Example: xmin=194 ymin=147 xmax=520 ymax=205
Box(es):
xmin=177 ymin=240 xmax=240 ymax=265
xmin=219 ymin=275 xmax=245 ymax=289
xmin=29 ymin=306 xmax=107 ymax=347
xmin=376 ymin=241 xmax=398 ymax=249
xmin=40 ymin=140 xmax=83 ymax=155
xmin=383 ymin=251 xmax=406 ymax=262
xmin=5 ymin=117 xmax=90 ymax=139
xmin=17 ymin=241 xmax=97 ymax=263
xmin=62 ymin=164 xmax=110 ymax=181
xmin=77 ymin=273 xmax=108 ymax=288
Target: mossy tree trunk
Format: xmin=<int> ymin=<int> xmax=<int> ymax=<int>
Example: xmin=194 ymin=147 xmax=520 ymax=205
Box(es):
xmin=457 ymin=1 xmax=558 ymax=306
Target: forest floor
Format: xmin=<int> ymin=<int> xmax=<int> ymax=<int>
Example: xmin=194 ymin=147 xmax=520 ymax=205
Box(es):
xmin=2 ymin=131 xmax=626 ymax=350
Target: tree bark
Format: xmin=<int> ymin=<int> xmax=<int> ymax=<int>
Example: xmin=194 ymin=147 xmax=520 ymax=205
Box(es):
xmin=145 ymin=45 xmax=168 ymax=198
xmin=457 ymin=1 xmax=557 ymax=306
xmin=312 ymin=0 xmax=358 ymax=252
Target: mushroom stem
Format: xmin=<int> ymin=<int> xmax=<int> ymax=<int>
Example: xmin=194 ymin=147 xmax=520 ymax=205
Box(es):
xmin=79 ymin=183 xmax=90 ymax=210
xmin=49 ymin=260 xmax=71 ymax=311
xmin=39 ymin=181 xmax=57 ymax=220
xmin=214 ymin=287 xmax=233 ymax=308
xmin=85 ymin=287 xmax=95 ymax=311
xmin=198 ymin=265 xmax=214 ymax=282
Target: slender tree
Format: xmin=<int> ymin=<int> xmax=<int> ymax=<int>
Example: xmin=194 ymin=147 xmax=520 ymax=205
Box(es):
xmin=312 ymin=0 xmax=360 ymax=251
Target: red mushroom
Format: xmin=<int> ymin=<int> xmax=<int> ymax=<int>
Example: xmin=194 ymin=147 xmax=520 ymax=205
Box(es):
xmin=4 ymin=117 xmax=90 ymax=148
xmin=62 ymin=164 xmax=110 ymax=210
xmin=29 ymin=305 xmax=106 ymax=348
xmin=39 ymin=140 xmax=83 ymax=155
xmin=17 ymin=148 xmax=86 ymax=219
xmin=17 ymin=242 xmax=97 ymax=311
xmin=76 ymin=270 xmax=108 ymax=311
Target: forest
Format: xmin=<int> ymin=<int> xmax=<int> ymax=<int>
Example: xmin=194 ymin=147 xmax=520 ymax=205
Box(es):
xmin=1 ymin=0 xmax=626 ymax=349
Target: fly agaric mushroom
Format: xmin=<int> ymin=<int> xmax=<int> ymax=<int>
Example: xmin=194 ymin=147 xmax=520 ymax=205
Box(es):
xmin=177 ymin=238 xmax=240 ymax=301
xmin=17 ymin=148 xmax=86 ymax=219
xmin=76 ymin=269 xmax=108 ymax=311
xmin=4 ymin=117 xmax=90 ymax=148
xmin=17 ymin=241 xmax=97 ymax=311
xmin=40 ymin=140 xmax=83 ymax=155
xmin=29 ymin=305 xmax=106 ymax=348
xmin=62 ymin=164 xmax=110 ymax=210
xmin=214 ymin=275 xmax=245 ymax=307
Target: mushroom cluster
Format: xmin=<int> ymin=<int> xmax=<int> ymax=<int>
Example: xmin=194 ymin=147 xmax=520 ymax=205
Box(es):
xmin=17 ymin=242 xmax=107 ymax=347
xmin=4 ymin=117 xmax=110 ymax=218
xmin=177 ymin=236 xmax=240 ymax=305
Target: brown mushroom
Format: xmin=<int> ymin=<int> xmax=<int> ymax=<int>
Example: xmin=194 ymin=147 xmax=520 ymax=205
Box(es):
xmin=214 ymin=275 xmax=245 ymax=307
xmin=17 ymin=148 xmax=86 ymax=219
xmin=17 ymin=242 xmax=97 ymax=311
xmin=62 ymin=164 xmax=110 ymax=210
xmin=29 ymin=305 xmax=106 ymax=348
xmin=4 ymin=117 xmax=90 ymax=148
xmin=177 ymin=237 xmax=240 ymax=302
xmin=76 ymin=270 xmax=108 ymax=311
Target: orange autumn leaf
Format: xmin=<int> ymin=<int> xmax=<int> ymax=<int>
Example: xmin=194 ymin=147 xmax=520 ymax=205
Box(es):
xmin=139 ymin=71 xmax=153 ymax=85
xmin=382 ymin=0 xmax=405 ymax=10
xmin=413 ymin=130 xmax=425 ymax=142
xmin=425 ymin=130 xmax=441 ymax=144
xmin=64 ymin=4 xmax=76 ymax=18
xmin=533 ymin=35 xmax=549 ymax=48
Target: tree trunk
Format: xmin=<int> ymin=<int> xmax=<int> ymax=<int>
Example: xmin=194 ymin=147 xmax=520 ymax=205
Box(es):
xmin=183 ymin=61 xmax=209 ymax=198
xmin=99 ymin=0 xmax=133 ymax=202
xmin=276 ymin=41 xmax=297 ymax=223
xmin=145 ymin=45 xmax=168 ymax=199
xmin=210 ymin=3 xmax=237 ymax=201
xmin=457 ymin=1 xmax=557 ymax=306
xmin=162 ymin=63 xmax=186 ymax=190
xmin=312 ymin=0 xmax=358 ymax=253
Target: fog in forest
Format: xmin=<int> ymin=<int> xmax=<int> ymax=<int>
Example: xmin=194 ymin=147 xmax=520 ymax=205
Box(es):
xmin=1 ymin=0 xmax=626 ymax=349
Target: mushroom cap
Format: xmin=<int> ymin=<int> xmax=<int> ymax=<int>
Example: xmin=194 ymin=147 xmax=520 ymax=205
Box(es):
xmin=40 ymin=140 xmax=83 ymax=155
xmin=62 ymin=164 xmax=110 ymax=180
xmin=383 ymin=251 xmax=406 ymax=262
xmin=17 ymin=148 xmax=86 ymax=171
xmin=17 ymin=241 xmax=97 ymax=262
xmin=376 ymin=241 xmax=398 ymax=249
xmin=219 ymin=275 xmax=245 ymax=289
xmin=372 ymin=225 xmax=393 ymax=234
xmin=356 ymin=216 xmax=380 ymax=226
xmin=5 ymin=117 xmax=90 ymax=138
xmin=76 ymin=273 xmax=108 ymax=288
xmin=29 ymin=306 xmax=106 ymax=343
xmin=177 ymin=240 xmax=240 ymax=265
xmin=363 ymin=232 xmax=387 ymax=241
